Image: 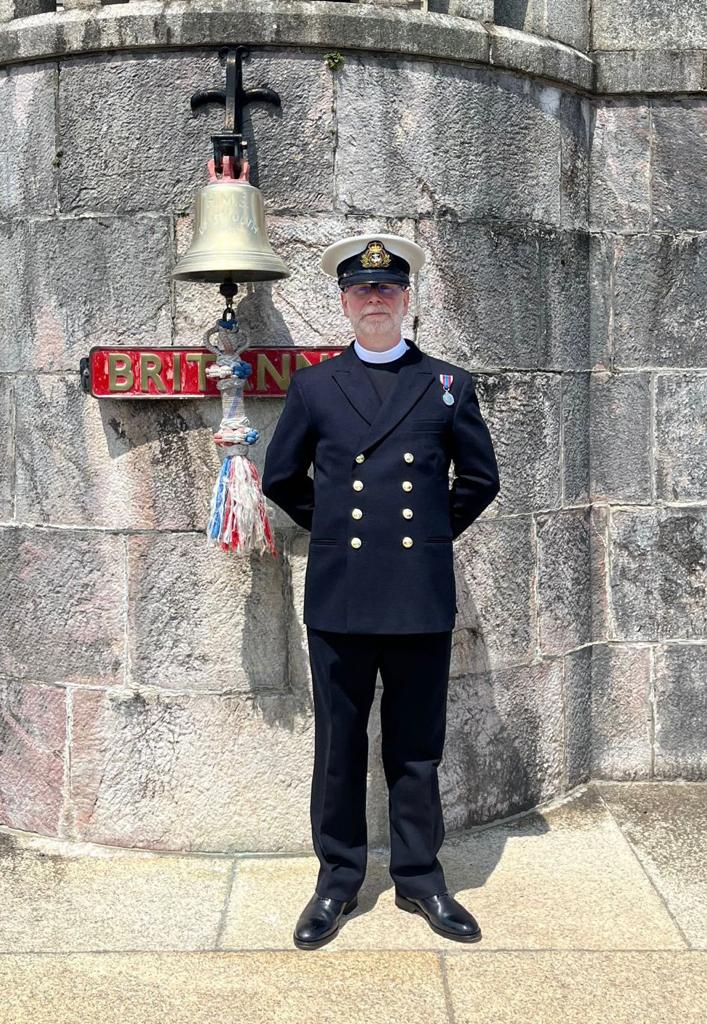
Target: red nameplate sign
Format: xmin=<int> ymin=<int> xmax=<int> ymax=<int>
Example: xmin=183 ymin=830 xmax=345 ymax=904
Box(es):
xmin=83 ymin=345 xmax=346 ymax=399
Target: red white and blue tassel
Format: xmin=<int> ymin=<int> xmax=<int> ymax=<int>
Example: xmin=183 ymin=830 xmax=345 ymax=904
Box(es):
xmin=203 ymin=312 xmax=277 ymax=557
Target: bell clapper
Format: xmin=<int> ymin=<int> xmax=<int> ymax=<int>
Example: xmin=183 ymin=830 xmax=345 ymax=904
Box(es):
xmin=220 ymin=279 xmax=239 ymax=328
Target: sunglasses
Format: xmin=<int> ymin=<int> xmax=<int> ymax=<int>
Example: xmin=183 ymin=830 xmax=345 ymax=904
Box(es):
xmin=343 ymin=283 xmax=406 ymax=298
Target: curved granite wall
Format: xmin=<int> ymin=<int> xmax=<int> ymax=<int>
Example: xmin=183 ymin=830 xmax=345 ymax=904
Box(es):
xmin=0 ymin=0 xmax=704 ymax=853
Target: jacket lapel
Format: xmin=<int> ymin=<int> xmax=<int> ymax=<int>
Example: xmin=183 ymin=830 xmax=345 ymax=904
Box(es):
xmin=332 ymin=339 xmax=436 ymax=454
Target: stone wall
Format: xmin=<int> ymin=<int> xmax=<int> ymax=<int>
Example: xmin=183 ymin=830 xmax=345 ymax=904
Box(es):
xmin=588 ymin=93 xmax=707 ymax=781
xmin=0 ymin=0 xmax=704 ymax=854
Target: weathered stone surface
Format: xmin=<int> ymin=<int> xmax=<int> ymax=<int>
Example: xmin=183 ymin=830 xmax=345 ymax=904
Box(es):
xmin=444 ymin=656 xmax=564 ymax=827
xmin=651 ymin=100 xmax=707 ymax=232
xmin=496 ymin=0 xmax=593 ymax=51
xmin=0 ymin=677 xmax=65 ymax=834
xmin=58 ymin=50 xmax=333 ymax=215
xmin=62 ymin=0 xmax=103 ymax=9
xmin=336 ymin=59 xmax=563 ymax=225
xmin=69 ymin=687 xmax=315 ymax=850
xmin=562 ymin=372 xmax=590 ymax=505
xmin=0 ymin=948 xmax=456 ymax=1022
xmin=564 ymin=645 xmax=592 ymax=787
xmin=610 ymin=507 xmax=707 ymax=642
xmin=416 ymin=219 xmax=590 ymax=371
xmin=0 ymin=376 xmax=13 ymax=521
xmin=589 ymin=504 xmax=611 ymax=641
xmin=590 ymin=644 xmax=653 ymax=778
xmin=594 ymin=49 xmax=707 ymax=96
xmin=467 ymin=373 xmax=561 ymax=517
xmin=0 ymin=63 xmax=57 ymax=218
xmin=589 ymin=101 xmax=651 ymax=231
xmin=655 ymin=373 xmax=707 ymax=503
xmin=488 ymin=24 xmax=594 ymax=92
xmin=592 ymin=0 xmax=707 ymax=52
xmin=447 ymin=952 xmax=706 ymax=1021
xmin=173 ymin=213 xmax=417 ymax=348
xmin=590 ymin=371 xmax=651 ymax=502
xmin=612 ymin=234 xmax=707 ymax=368
xmin=541 ymin=228 xmax=591 ymax=368
xmin=0 ymin=0 xmax=52 ymax=23
xmin=654 ymin=644 xmax=707 ymax=779
xmin=0 ymin=216 xmax=172 ymax=374
xmin=0 ymin=2 xmax=595 ymax=97
xmin=15 ymin=374 xmax=223 ymax=530
xmin=537 ymin=508 xmax=592 ymax=655
xmin=445 ymin=784 xmax=687 ymax=948
xmin=0 ymin=527 xmax=124 ymax=685
xmin=453 ymin=514 xmax=534 ymax=670
xmin=127 ymin=533 xmax=289 ymax=694
xmin=0 ymin=826 xmax=232 ymax=953
xmin=559 ymin=92 xmax=591 ymax=229
xmin=588 ymin=232 xmax=613 ymax=370
xmin=546 ymin=0 xmax=591 ymax=54
xmin=493 ymin=0 xmax=545 ymax=40
xmin=429 ymin=0 xmax=491 ymax=16
xmin=598 ymin=781 xmax=707 ymax=948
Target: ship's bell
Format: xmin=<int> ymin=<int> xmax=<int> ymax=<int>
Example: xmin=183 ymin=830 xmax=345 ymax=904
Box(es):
xmin=172 ymin=178 xmax=290 ymax=283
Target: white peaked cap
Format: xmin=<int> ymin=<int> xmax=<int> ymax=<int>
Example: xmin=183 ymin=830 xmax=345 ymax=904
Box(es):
xmin=321 ymin=233 xmax=426 ymax=278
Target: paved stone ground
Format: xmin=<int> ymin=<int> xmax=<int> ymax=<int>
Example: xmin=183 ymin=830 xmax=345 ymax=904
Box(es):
xmin=0 ymin=781 xmax=704 ymax=1023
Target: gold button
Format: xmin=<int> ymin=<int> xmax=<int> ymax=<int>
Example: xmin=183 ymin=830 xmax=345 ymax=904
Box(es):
xmin=351 ymin=508 xmax=363 ymax=520
xmin=402 ymin=536 xmax=414 ymax=548
xmin=355 ymin=453 xmax=365 ymax=463
xmin=350 ymin=537 xmax=362 ymax=548
xmin=403 ymin=452 xmax=414 ymax=463
xmin=402 ymin=481 xmax=413 ymax=492
xmin=402 ymin=508 xmax=413 ymax=519
xmin=352 ymin=480 xmax=364 ymax=491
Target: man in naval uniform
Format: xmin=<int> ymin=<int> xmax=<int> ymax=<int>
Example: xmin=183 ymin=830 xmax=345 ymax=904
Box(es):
xmin=261 ymin=234 xmax=500 ymax=950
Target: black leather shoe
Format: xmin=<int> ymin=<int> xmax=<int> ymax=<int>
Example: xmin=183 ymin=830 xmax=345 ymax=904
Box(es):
xmin=293 ymin=892 xmax=359 ymax=950
xmin=395 ymin=890 xmax=482 ymax=942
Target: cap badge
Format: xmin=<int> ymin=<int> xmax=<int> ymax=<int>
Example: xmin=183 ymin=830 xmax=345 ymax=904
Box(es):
xmin=359 ymin=240 xmax=392 ymax=269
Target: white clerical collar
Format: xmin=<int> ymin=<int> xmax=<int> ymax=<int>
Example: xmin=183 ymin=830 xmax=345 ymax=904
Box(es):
xmin=354 ymin=337 xmax=409 ymax=363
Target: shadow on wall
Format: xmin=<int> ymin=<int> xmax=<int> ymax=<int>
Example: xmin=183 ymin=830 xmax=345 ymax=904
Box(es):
xmin=493 ymin=0 xmax=532 ymax=29
xmin=236 ymin=284 xmax=292 ymax=346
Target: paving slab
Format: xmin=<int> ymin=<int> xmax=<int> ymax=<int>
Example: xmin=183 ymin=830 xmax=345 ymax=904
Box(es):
xmin=0 ymin=831 xmax=230 ymax=952
xmin=444 ymin=950 xmax=707 ymax=1024
xmin=596 ymin=781 xmax=707 ymax=948
xmin=0 ymin=951 xmax=450 ymax=1024
xmin=223 ymin=786 xmax=684 ymax=951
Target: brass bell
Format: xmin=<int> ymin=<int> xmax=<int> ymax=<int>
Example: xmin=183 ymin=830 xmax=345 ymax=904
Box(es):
xmin=173 ymin=47 xmax=290 ymax=285
xmin=172 ymin=179 xmax=290 ymax=284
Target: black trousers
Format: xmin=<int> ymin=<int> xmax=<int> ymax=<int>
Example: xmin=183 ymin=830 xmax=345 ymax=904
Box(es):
xmin=306 ymin=626 xmax=453 ymax=901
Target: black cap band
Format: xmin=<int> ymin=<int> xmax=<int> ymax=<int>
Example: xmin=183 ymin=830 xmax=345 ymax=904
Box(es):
xmin=336 ymin=240 xmax=410 ymax=289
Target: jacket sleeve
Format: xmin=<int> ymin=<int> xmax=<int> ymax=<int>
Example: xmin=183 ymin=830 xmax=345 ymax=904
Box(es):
xmin=449 ymin=376 xmax=500 ymax=540
xmin=261 ymin=373 xmax=317 ymax=532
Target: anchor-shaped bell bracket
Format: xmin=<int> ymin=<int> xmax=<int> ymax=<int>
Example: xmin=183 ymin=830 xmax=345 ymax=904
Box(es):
xmin=190 ymin=46 xmax=281 ymax=177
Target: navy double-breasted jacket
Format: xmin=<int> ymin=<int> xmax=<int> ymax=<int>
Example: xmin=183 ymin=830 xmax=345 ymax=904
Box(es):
xmin=261 ymin=338 xmax=500 ymax=634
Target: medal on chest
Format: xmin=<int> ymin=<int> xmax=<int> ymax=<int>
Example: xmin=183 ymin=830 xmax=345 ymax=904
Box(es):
xmin=440 ymin=373 xmax=455 ymax=405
